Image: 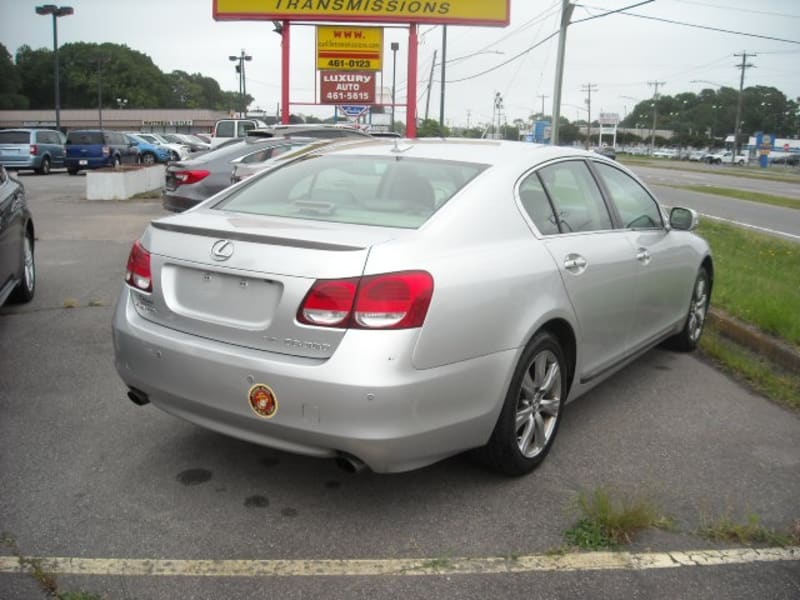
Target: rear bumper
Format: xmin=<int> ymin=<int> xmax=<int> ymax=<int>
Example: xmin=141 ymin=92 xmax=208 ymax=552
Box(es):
xmin=112 ymin=288 xmax=513 ymax=472
xmin=0 ymin=156 xmax=40 ymax=169
xmin=65 ymin=157 xmax=112 ymax=170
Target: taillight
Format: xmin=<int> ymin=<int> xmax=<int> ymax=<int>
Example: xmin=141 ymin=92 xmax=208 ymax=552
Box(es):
xmin=298 ymin=271 xmax=433 ymax=330
xmin=102 ymin=145 xmax=110 ymax=157
xmin=124 ymin=240 xmax=152 ymax=293
xmin=30 ymin=144 xmax=38 ymax=156
xmin=174 ymin=170 xmax=210 ymax=186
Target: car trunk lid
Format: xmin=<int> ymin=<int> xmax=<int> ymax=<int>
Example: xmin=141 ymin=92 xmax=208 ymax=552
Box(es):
xmin=130 ymin=209 xmax=401 ymax=359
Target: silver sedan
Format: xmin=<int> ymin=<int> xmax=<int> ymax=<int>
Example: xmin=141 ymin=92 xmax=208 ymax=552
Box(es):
xmin=112 ymin=139 xmax=712 ymax=475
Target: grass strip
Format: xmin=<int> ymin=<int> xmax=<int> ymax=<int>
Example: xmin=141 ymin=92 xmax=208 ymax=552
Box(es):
xmin=671 ymin=185 xmax=800 ymax=210
xmin=697 ymin=219 xmax=800 ymax=346
xmin=700 ymin=323 xmax=800 ymax=410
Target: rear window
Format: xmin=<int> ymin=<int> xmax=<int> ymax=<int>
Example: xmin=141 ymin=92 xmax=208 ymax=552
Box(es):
xmin=0 ymin=131 xmax=30 ymax=144
xmin=67 ymin=132 xmax=104 ymax=145
xmin=214 ymin=155 xmax=488 ymax=229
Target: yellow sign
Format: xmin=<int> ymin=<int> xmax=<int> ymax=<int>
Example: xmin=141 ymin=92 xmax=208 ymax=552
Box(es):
xmin=214 ymin=0 xmax=510 ymax=27
xmin=317 ymin=26 xmax=383 ymax=71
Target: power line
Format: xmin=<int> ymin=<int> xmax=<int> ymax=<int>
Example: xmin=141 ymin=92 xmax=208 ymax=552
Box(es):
xmin=668 ymin=0 xmax=800 ymax=19
xmin=604 ymin=10 xmax=800 ymax=45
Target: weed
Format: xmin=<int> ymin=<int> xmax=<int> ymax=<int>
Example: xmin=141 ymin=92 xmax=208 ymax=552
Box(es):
xmin=697 ymin=512 xmax=796 ymax=546
xmin=564 ymin=487 xmax=672 ymax=550
xmin=1 ymin=531 xmax=103 ymax=600
xmin=63 ymin=298 xmax=79 ymax=309
xmin=87 ymin=299 xmax=105 ymax=307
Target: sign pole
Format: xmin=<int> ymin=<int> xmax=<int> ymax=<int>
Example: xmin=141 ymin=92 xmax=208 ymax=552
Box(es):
xmin=282 ymin=20 xmax=290 ymax=124
xmin=407 ymin=24 xmax=418 ymax=138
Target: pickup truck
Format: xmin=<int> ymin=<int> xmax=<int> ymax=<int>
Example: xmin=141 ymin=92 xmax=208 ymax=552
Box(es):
xmin=707 ymin=150 xmax=749 ymax=166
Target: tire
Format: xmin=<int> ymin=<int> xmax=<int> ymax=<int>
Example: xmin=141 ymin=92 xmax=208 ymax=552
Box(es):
xmin=36 ymin=156 xmax=51 ymax=175
xmin=113 ymin=155 xmax=121 ymax=168
xmin=141 ymin=152 xmax=156 ymax=165
xmin=169 ymin=151 xmax=179 ymax=162
xmin=9 ymin=230 xmax=35 ymax=304
xmin=665 ymin=267 xmax=710 ymax=352
xmin=714 ymin=158 xmax=721 ymax=165
xmin=67 ymin=168 xmax=79 ymax=176
xmin=481 ymin=331 xmax=567 ymax=476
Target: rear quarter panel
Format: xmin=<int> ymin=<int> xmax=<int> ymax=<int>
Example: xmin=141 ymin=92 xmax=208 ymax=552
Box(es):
xmin=363 ymin=168 xmax=576 ymax=372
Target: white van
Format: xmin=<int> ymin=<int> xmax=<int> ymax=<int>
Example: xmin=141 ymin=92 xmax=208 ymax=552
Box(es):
xmin=210 ymin=118 xmax=269 ymax=148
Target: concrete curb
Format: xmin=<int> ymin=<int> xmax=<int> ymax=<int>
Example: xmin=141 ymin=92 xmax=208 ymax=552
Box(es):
xmin=708 ymin=307 xmax=800 ymax=373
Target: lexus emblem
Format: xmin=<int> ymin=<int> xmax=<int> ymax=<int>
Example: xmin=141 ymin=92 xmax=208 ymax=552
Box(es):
xmin=211 ymin=239 xmax=234 ymax=261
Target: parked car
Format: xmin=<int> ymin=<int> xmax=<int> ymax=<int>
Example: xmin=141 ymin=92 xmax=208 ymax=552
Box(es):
xmin=687 ymin=150 xmax=708 ymax=162
xmin=161 ymin=133 xmax=211 ymax=153
xmin=125 ymin=132 xmax=190 ymax=162
xmin=162 ymin=137 xmax=312 ymax=212
xmin=592 ymin=146 xmax=616 ymax=160
xmin=706 ymin=149 xmax=749 ymax=166
xmin=113 ymin=140 xmax=713 ymax=475
xmin=125 ymin=133 xmax=171 ymax=164
xmin=229 ymin=138 xmax=372 ymax=184
xmin=64 ymin=130 xmax=140 ymax=174
xmin=652 ymin=148 xmax=677 ymax=159
xmin=0 ymin=165 xmax=35 ymax=307
xmin=193 ymin=133 xmax=212 ymax=144
xmin=0 ymin=128 xmax=66 ymax=175
xmin=769 ymin=153 xmax=799 ymax=166
xmin=210 ymin=118 xmax=270 ymax=148
xmin=252 ymin=124 xmax=372 ymax=140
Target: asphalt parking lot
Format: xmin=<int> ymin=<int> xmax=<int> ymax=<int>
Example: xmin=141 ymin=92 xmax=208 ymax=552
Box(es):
xmin=1 ymin=171 xmax=798 ymax=599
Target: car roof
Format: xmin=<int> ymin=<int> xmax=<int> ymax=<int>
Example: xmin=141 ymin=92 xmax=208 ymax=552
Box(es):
xmin=311 ymin=138 xmax=598 ymax=170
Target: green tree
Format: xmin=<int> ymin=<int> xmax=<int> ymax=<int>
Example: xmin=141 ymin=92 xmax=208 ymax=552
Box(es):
xmin=0 ymin=43 xmax=27 ymax=108
xmin=416 ymin=118 xmax=449 ymax=137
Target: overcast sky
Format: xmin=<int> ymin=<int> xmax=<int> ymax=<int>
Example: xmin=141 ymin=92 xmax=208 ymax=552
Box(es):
xmin=2 ymin=0 xmax=798 ymax=128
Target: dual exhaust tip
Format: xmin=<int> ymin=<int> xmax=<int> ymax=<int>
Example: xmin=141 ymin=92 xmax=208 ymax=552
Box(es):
xmin=126 ymin=387 xmax=368 ymax=474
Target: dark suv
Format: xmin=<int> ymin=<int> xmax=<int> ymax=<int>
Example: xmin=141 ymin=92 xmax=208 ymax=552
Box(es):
xmin=0 ymin=128 xmax=66 ymax=175
xmin=65 ymin=130 xmax=139 ymax=174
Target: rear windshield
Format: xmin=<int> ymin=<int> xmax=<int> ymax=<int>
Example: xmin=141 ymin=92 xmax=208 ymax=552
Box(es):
xmin=67 ymin=132 xmax=104 ymax=145
xmin=0 ymin=131 xmax=30 ymax=144
xmin=214 ymin=155 xmax=488 ymax=229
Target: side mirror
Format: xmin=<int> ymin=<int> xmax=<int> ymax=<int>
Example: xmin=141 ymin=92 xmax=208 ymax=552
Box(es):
xmin=670 ymin=207 xmax=699 ymax=231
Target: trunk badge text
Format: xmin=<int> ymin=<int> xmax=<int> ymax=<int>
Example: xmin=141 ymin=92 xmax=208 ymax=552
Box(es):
xmin=211 ymin=239 xmax=234 ymax=261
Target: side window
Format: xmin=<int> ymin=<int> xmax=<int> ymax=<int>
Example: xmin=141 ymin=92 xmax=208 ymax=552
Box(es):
xmin=238 ymin=121 xmax=256 ymax=137
xmin=518 ymin=173 xmax=560 ymax=235
xmin=538 ymin=161 xmax=613 ymax=233
xmin=35 ymin=131 xmax=44 ymax=143
xmin=593 ymin=163 xmax=663 ymax=229
xmin=216 ymin=121 xmax=235 ymax=138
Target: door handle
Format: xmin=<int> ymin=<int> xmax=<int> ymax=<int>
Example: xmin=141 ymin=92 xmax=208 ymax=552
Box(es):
xmin=564 ymin=254 xmax=588 ymax=273
xmin=636 ymin=248 xmax=652 ymax=264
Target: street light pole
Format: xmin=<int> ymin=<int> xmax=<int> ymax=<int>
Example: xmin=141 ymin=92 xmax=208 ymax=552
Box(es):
xmin=229 ymin=50 xmax=252 ymax=118
xmin=390 ymin=42 xmax=399 ymax=133
xmin=439 ymin=25 xmax=447 ymax=129
xmin=35 ymin=4 xmax=74 ymax=131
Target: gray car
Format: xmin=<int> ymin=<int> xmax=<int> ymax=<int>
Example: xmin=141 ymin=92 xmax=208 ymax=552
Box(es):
xmin=162 ymin=138 xmax=311 ymax=213
xmin=0 ymin=166 xmax=35 ymax=306
xmin=113 ymin=140 xmax=712 ymax=475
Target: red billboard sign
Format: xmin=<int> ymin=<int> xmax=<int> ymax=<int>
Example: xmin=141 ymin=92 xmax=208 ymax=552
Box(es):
xmin=320 ymin=72 xmax=376 ymax=105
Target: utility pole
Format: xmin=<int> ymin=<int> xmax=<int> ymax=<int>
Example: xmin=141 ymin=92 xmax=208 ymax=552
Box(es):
xmin=551 ymin=0 xmax=574 ymax=145
xmin=424 ymin=49 xmax=437 ymax=123
xmin=229 ymin=50 xmax=252 ymax=118
xmin=581 ymin=83 xmax=598 ymax=149
xmin=647 ymin=80 xmax=665 ymax=156
xmin=733 ymin=51 xmax=755 ymax=164
xmin=538 ymin=94 xmax=548 ymax=117
xmin=439 ymin=26 xmax=447 ymax=129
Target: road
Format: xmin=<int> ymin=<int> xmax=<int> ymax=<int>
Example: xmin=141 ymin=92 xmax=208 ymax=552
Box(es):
xmin=629 ymin=164 xmax=800 ymax=241
xmin=0 ymin=172 xmax=798 ymax=600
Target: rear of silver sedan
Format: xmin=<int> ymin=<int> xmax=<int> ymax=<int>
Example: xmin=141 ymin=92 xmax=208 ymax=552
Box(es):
xmin=113 ymin=147 xmax=526 ymax=472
